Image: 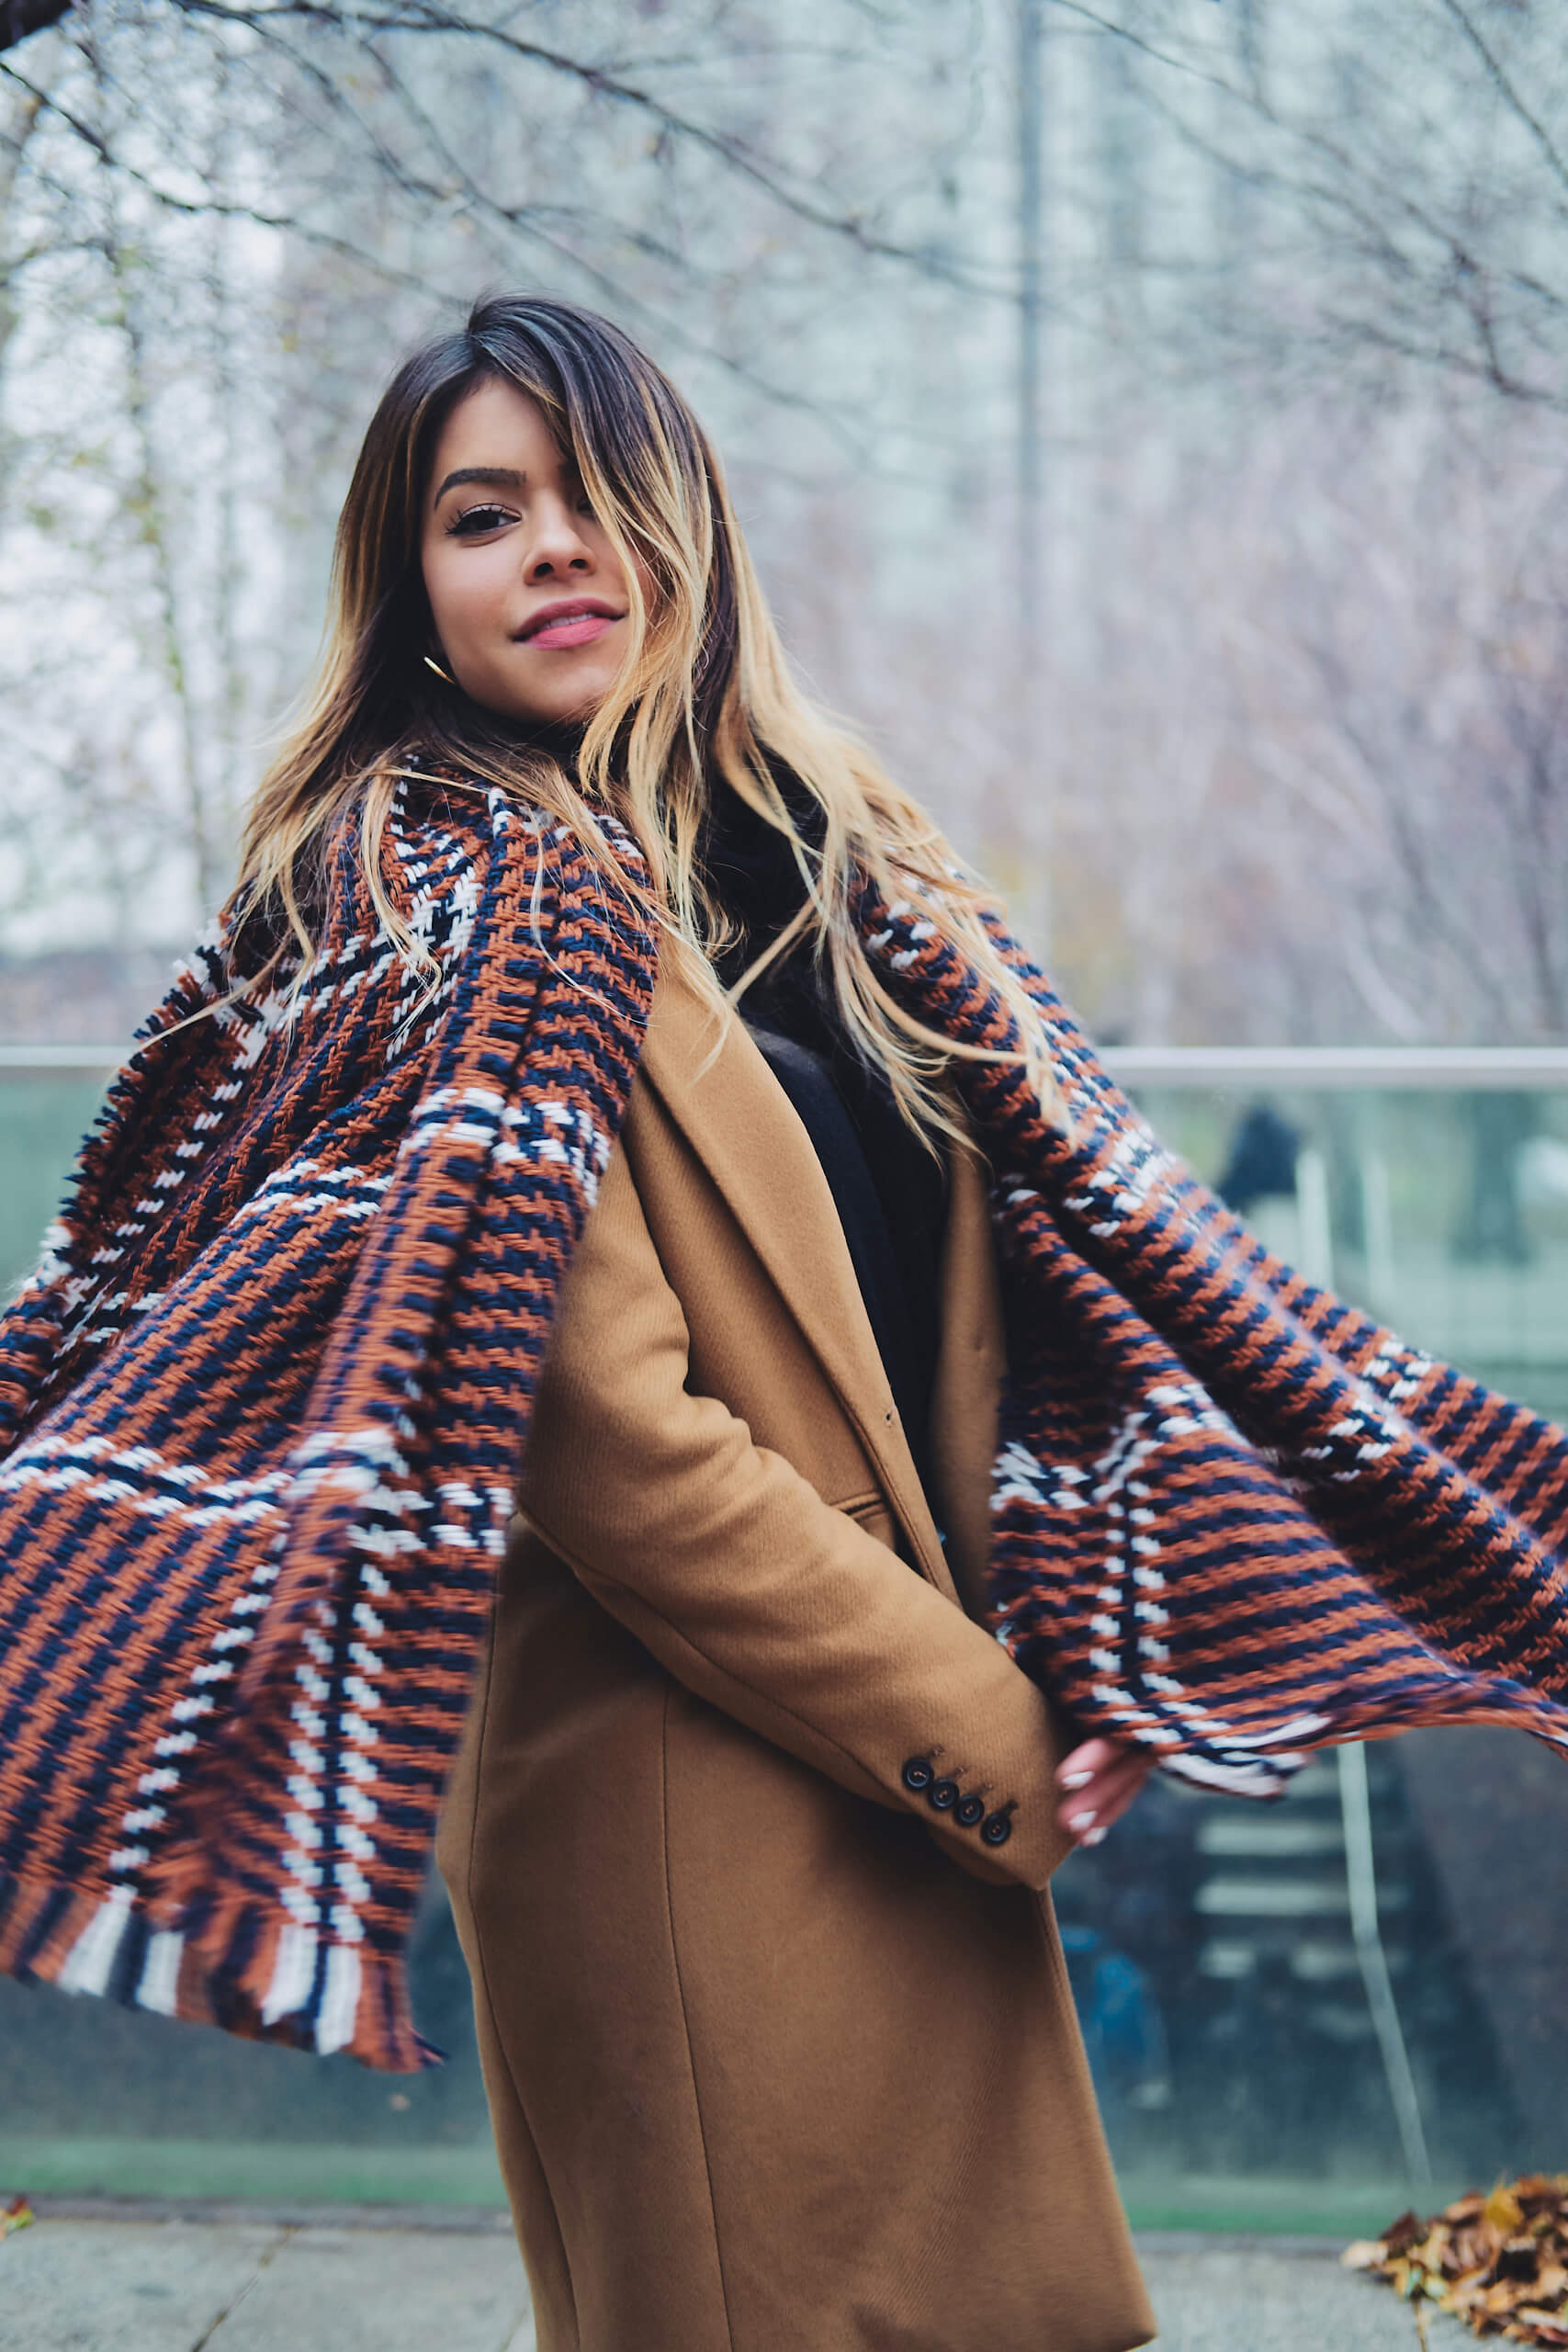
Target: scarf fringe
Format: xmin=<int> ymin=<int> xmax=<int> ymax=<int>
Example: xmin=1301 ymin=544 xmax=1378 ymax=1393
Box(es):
xmin=0 ymin=1865 xmax=434 ymax=2072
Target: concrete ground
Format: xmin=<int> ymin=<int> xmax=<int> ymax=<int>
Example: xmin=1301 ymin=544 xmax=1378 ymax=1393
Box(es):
xmin=0 ymin=2205 xmax=1472 ymax=2352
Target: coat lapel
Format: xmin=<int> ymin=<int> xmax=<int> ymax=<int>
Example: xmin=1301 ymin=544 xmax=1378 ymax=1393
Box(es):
xmin=635 ymin=957 xmax=955 ymax=1597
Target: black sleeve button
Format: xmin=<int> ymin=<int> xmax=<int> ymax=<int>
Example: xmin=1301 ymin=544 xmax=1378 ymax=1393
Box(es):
xmin=927 ymin=1777 xmax=959 ymax=1812
xmin=955 ymin=1793 xmax=986 ymax=1828
xmin=901 ymin=1756 xmax=934 ymax=1793
xmin=980 ymin=1809 xmax=1014 ymax=1848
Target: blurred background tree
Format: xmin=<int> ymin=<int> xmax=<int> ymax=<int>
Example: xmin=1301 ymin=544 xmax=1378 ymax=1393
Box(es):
xmin=0 ymin=0 xmax=1563 ymax=1047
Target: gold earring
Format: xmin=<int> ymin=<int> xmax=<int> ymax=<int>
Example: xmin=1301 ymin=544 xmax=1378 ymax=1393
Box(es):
xmin=423 ymin=652 xmax=456 ymax=687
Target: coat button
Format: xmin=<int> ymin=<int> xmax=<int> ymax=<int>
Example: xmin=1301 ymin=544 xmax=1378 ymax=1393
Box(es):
xmin=927 ymin=1777 xmax=959 ymax=1812
xmin=955 ymin=1793 xmax=985 ymax=1828
xmin=901 ymin=1756 xmax=934 ymax=1792
xmin=980 ymin=1809 xmax=1014 ymax=1847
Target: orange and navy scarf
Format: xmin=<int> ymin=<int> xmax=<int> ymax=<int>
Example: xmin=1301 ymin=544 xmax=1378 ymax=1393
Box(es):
xmin=2 ymin=771 xmax=1565 ymax=2070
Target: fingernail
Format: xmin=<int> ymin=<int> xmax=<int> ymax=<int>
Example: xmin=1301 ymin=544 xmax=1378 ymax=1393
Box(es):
xmin=1080 ymin=1826 xmax=1107 ymax=1848
xmin=1058 ymin=1770 xmax=1092 ymax=1791
xmin=1067 ymin=1810 xmax=1096 ymax=1833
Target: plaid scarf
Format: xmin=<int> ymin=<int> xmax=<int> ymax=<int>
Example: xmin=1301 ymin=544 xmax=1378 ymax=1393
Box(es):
xmin=2 ymin=773 xmax=1564 ymax=2071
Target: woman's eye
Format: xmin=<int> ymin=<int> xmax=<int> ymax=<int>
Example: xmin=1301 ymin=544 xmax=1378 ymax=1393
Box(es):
xmin=446 ymin=503 xmax=515 ymax=537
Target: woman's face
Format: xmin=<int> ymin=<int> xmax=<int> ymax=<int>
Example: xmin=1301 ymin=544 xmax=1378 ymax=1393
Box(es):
xmin=420 ymin=376 xmax=640 ymax=729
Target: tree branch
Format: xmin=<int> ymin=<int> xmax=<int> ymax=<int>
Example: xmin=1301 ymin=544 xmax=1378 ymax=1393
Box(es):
xmin=172 ymin=0 xmax=1016 ymax=300
xmin=1437 ymin=0 xmax=1568 ymax=209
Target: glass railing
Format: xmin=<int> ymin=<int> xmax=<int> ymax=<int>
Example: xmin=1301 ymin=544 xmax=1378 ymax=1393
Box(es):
xmin=4 ymin=1044 xmax=1567 ymax=2229
xmin=1057 ymin=1048 xmax=1568 ymax=2231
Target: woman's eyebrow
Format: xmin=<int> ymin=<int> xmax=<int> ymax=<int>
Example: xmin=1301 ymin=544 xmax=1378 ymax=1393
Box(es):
xmin=433 ymin=464 xmax=525 ymax=506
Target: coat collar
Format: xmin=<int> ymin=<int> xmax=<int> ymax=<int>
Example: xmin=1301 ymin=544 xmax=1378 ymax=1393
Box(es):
xmin=636 ymin=954 xmax=957 ymax=1598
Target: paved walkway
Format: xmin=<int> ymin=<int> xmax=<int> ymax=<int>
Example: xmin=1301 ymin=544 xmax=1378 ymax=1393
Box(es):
xmin=0 ymin=2209 xmax=1466 ymax=2350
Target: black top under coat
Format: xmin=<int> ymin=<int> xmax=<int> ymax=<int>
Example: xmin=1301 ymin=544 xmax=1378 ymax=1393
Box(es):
xmin=700 ymin=778 xmax=949 ymax=1510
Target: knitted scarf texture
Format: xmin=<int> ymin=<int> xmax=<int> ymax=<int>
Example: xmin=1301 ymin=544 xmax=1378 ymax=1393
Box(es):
xmin=2 ymin=772 xmax=1565 ymax=2071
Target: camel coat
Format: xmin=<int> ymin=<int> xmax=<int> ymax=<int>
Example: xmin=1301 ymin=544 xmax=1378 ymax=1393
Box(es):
xmin=437 ymin=957 xmax=1156 ymax=2352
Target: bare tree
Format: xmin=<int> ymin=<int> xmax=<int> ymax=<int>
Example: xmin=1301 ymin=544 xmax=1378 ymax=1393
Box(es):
xmin=1038 ymin=384 xmax=1568 ymax=1048
xmin=1045 ymin=0 xmax=1568 ymax=413
xmin=3 ymin=0 xmax=1568 ymax=1061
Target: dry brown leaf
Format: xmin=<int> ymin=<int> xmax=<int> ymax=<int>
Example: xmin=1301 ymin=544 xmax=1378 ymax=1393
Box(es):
xmin=1348 ymin=2179 xmax=1568 ymax=2349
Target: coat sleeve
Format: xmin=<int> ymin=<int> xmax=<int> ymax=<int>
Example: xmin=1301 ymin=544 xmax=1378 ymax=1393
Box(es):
xmin=515 ymin=1149 xmax=1075 ymax=1891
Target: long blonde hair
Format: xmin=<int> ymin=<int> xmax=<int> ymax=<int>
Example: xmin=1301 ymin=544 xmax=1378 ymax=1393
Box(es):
xmin=236 ymin=294 xmax=1055 ymax=1142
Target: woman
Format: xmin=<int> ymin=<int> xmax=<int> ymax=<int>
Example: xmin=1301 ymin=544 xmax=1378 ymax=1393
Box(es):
xmin=381 ymin=302 xmax=1158 ymax=2346
xmin=0 ymin=296 xmax=1155 ymax=2352
xmin=11 ymin=289 xmax=1564 ymax=2352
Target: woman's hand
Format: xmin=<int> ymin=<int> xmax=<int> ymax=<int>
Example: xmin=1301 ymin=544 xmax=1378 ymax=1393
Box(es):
xmin=1055 ymin=1735 xmax=1152 ymax=1849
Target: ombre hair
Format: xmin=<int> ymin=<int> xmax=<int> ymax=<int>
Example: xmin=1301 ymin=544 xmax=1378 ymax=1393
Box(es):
xmin=235 ymin=293 xmax=1055 ymax=1141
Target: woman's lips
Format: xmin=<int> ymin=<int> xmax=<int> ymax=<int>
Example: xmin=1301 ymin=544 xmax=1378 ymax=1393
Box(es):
xmin=521 ymin=612 xmax=619 ymax=650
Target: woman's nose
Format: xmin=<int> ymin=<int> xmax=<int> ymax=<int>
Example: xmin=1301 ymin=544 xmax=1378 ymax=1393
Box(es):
xmin=523 ymin=496 xmax=593 ymax=580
